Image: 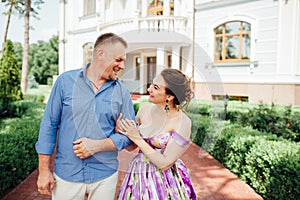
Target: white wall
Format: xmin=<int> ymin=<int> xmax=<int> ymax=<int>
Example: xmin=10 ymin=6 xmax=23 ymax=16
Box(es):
xmin=194 ymin=0 xmax=280 ymax=83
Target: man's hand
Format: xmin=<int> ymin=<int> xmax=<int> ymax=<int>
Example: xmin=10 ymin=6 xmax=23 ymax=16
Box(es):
xmin=37 ymin=170 xmax=54 ymax=195
xmin=73 ymin=138 xmax=99 ymax=159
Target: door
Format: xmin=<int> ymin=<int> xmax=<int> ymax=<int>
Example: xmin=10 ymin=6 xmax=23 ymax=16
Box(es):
xmin=146 ymin=57 xmax=156 ymax=90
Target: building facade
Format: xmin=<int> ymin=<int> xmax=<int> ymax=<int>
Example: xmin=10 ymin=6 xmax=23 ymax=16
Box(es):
xmin=59 ymin=0 xmax=300 ymax=105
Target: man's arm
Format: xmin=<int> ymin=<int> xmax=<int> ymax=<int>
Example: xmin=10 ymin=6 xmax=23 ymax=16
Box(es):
xmin=73 ymin=86 xmax=136 ymax=159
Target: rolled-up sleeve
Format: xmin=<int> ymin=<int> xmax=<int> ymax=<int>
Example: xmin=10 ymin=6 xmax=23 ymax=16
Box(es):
xmin=110 ymin=133 xmax=132 ymax=151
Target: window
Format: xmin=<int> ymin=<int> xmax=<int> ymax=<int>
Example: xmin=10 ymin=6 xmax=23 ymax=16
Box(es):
xmin=214 ymin=21 xmax=251 ymax=62
xmin=84 ymin=0 xmax=96 ymax=16
xmin=212 ymin=94 xmax=248 ymax=102
xmin=147 ymin=0 xmax=174 ymax=16
xmin=135 ymin=57 xmax=141 ymax=80
xmin=83 ymin=42 xmax=93 ymax=66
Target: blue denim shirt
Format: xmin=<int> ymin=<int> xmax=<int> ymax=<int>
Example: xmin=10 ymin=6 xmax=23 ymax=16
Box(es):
xmin=35 ymin=66 xmax=135 ymax=183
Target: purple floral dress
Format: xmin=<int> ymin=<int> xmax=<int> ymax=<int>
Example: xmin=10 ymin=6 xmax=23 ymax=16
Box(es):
xmin=117 ymin=130 xmax=197 ymax=200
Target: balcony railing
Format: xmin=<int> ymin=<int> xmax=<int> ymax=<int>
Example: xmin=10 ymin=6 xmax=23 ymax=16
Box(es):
xmin=98 ymin=16 xmax=188 ymax=34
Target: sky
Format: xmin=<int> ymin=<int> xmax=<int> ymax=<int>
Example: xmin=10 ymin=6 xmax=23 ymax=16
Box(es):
xmin=0 ymin=1 xmax=59 ymax=46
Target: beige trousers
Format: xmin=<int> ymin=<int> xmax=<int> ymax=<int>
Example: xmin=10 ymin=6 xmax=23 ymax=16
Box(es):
xmin=52 ymin=172 xmax=118 ymax=200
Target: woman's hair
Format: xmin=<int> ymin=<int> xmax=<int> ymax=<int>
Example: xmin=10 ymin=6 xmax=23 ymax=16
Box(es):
xmin=93 ymin=32 xmax=127 ymax=53
xmin=161 ymin=68 xmax=194 ymax=109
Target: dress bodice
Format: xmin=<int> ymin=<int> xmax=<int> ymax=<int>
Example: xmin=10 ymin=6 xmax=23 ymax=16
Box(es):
xmin=144 ymin=132 xmax=170 ymax=149
xmin=142 ymin=130 xmax=190 ymax=151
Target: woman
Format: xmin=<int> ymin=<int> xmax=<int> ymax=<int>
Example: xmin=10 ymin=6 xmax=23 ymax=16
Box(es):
xmin=117 ymin=68 xmax=197 ymax=200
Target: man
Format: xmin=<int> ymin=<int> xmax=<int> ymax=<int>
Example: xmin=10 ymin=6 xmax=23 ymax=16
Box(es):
xmin=35 ymin=33 xmax=135 ymax=199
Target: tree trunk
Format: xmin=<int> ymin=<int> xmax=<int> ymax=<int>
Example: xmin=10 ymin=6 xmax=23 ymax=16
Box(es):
xmin=2 ymin=0 xmax=14 ymax=53
xmin=21 ymin=0 xmax=31 ymax=93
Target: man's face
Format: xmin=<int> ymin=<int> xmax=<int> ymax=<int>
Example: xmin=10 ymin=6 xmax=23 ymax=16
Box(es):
xmin=100 ymin=42 xmax=126 ymax=81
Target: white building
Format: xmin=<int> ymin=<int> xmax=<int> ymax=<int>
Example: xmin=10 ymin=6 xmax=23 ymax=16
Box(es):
xmin=59 ymin=0 xmax=300 ymax=105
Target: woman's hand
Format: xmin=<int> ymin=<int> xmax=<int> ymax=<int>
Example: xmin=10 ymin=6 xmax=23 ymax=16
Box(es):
xmin=119 ymin=119 xmax=142 ymax=142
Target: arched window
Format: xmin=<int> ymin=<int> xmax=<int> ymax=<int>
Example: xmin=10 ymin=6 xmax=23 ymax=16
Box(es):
xmin=214 ymin=21 xmax=251 ymax=62
xmin=84 ymin=0 xmax=96 ymax=16
xmin=83 ymin=42 xmax=93 ymax=66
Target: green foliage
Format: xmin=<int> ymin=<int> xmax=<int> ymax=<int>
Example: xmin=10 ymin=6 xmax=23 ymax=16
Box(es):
xmin=188 ymin=113 xmax=211 ymax=146
xmin=187 ymin=100 xmax=211 ymax=116
xmin=23 ymin=93 xmax=45 ymax=102
xmin=189 ymin=100 xmax=300 ymax=199
xmin=0 ymin=101 xmax=45 ymax=198
xmin=244 ymin=140 xmax=300 ymax=200
xmin=0 ymin=40 xmax=23 ymax=112
xmin=227 ymin=102 xmax=300 ymax=142
xmin=8 ymin=35 xmax=59 ymax=86
xmin=133 ymin=102 xmax=140 ymax=115
xmin=1 ymin=0 xmax=45 ymax=18
xmin=29 ymin=35 xmax=58 ymax=85
xmin=11 ymin=42 xmax=23 ymax=69
xmin=206 ymin=123 xmax=300 ymax=200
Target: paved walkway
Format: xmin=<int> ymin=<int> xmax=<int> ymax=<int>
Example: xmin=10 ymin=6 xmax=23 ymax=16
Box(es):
xmin=2 ymin=143 xmax=263 ymax=200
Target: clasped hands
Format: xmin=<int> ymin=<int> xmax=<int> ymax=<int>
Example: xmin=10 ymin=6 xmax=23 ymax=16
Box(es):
xmin=73 ymin=114 xmax=140 ymax=159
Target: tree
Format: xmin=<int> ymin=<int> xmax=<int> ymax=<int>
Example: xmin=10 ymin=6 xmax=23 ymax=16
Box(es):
xmin=2 ymin=0 xmax=14 ymax=52
xmin=1 ymin=0 xmax=24 ymax=52
xmin=12 ymin=42 xmax=23 ymax=68
xmin=0 ymin=40 xmax=22 ymax=111
xmin=20 ymin=0 xmax=30 ymax=93
xmin=29 ymin=35 xmax=58 ymax=85
xmin=20 ymin=0 xmax=44 ymax=93
xmin=1 ymin=0 xmax=44 ymax=92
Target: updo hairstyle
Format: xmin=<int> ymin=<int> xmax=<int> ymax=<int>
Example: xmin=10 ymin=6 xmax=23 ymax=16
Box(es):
xmin=160 ymin=68 xmax=194 ymax=109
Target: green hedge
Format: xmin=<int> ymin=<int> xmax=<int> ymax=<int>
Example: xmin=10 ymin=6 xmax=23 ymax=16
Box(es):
xmin=207 ymin=124 xmax=300 ymax=200
xmin=244 ymin=140 xmax=300 ymax=200
xmin=0 ymin=100 xmax=45 ymax=198
xmin=187 ymin=100 xmax=300 ymax=200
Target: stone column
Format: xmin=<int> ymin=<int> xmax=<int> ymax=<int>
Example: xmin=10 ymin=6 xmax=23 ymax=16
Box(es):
xmin=59 ymin=0 xmax=66 ymax=74
xmin=156 ymin=48 xmax=166 ymax=75
xmin=172 ymin=45 xmax=180 ymax=70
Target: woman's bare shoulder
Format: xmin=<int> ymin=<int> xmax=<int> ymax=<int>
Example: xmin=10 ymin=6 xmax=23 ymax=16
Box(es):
xmin=138 ymin=103 xmax=153 ymax=112
xmin=181 ymin=112 xmax=192 ymax=126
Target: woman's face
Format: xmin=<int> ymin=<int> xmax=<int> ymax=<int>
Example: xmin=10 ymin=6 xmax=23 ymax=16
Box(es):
xmin=147 ymin=75 xmax=168 ymax=105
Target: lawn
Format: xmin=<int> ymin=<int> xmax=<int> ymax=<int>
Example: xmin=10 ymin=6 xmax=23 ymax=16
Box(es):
xmin=26 ymin=85 xmax=52 ymax=101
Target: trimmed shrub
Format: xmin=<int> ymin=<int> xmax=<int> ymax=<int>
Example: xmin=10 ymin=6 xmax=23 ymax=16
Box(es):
xmin=188 ymin=113 xmax=211 ymax=146
xmin=0 ymin=101 xmax=44 ymax=198
xmin=244 ymin=140 xmax=300 ymax=200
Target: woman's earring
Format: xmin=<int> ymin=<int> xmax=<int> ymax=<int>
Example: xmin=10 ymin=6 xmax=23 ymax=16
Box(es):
xmin=164 ymin=99 xmax=169 ymax=113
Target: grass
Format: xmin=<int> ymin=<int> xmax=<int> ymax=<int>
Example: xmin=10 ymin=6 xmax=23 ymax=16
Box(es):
xmin=26 ymin=85 xmax=52 ymax=101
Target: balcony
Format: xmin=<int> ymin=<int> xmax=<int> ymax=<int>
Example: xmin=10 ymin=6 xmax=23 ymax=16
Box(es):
xmin=98 ymin=16 xmax=189 ymax=35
